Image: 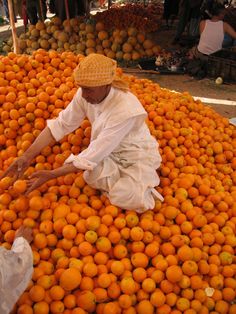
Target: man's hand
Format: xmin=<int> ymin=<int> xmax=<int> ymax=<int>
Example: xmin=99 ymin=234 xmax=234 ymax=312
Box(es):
xmin=15 ymin=226 xmax=33 ymax=243
xmin=0 ymin=155 xmax=31 ymax=181
xmin=25 ymin=170 xmax=56 ymax=195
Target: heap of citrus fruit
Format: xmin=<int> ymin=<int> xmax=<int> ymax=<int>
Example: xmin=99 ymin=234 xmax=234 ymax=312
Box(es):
xmin=0 ymin=50 xmax=235 ymax=314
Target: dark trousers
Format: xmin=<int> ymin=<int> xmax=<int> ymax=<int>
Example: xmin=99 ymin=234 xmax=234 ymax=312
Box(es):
xmin=3 ymin=0 xmax=9 ymax=19
xmin=26 ymin=0 xmax=47 ymax=25
xmin=54 ymin=0 xmax=77 ymax=21
xmin=3 ymin=0 xmax=17 ymax=22
xmin=175 ymin=0 xmax=191 ymax=39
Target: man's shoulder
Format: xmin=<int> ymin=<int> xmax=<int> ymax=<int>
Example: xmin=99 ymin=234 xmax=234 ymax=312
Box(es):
xmin=112 ymin=88 xmax=140 ymax=104
xmin=109 ymin=88 xmax=146 ymax=116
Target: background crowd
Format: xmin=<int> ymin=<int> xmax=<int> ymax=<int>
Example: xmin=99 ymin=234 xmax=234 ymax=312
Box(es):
xmin=0 ymin=0 xmax=87 ymax=25
xmin=0 ymin=0 xmax=235 ymax=59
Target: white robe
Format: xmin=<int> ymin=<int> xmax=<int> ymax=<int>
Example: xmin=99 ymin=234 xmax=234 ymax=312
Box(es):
xmin=47 ymin=87 xmax=163 ymax=211
xmin=0 ymin=237 xmax=33 ymax=314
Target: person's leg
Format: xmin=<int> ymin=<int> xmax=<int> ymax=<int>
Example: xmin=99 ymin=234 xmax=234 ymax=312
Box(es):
xmin=83 ymin=157 xmax=121 ymax=193
xmin=108 ymin=162 xmax=162 ymax=212
xmin=68 ymin=0 xmax=77 ymax=19
xmin=54 ymin=0 xmax=66 ymax=21
xmin=108 ymin=174 xmax=163 ymax=212
xmin=38 ymin=0 xmax=47 ymax=20
xmin=173 ymin=0 xmax=191 ymax=42
xmin=3 ymin=0 xmax=17 ymax=22
xmin=42 ymin=0 xmax=47 ymax=19
xmin=77 ymin=0 xmax=86 ymax=16
xmin=26 ymin=0 xmax=38 ymax=24
xmin=3 ymin=0 xmax=9 ymax=20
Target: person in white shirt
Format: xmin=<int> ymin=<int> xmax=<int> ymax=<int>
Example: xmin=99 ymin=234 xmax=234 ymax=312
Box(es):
xmin=190 ymin=2 xmax=236 ymax=59
xmin=2 ymin=54 xmax=163 ymax=212
xmin=0 ymin=226 xmax=33 ymax=314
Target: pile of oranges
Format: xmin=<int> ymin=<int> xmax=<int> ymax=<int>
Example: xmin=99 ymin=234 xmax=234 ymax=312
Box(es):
xmin=0 ymin=50 xmax=236 ymax=314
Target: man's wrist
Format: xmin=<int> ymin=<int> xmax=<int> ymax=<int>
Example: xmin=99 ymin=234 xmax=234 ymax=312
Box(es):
xmin=52 ymin=163 xmax=80 ymax=178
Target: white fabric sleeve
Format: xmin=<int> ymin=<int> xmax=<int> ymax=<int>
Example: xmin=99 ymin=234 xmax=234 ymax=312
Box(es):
xmin=64 ymin=117 xmax=136 ymax=170
xmin=47 ymin=89 xmax=86 ymax=142
xmin=0 ymin=237 xmax=33 ymax=314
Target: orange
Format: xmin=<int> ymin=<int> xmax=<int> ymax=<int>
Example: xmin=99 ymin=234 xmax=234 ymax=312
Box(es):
xmin=83 ymin=262 xmax=98 ymax=277
xmin=96 ymin=236 xmax=112 ymax=252
xmin=62 ymin=224 xmax=77 ymax=239
xmin=110 ymin=260 xmax=125 ymax=276
xmin=142 ymin=278 xmax=156 ymax=293
xmin=176 ymin=297 xmax=190 ymax=311
xmin=64 ymin=294 xmax=77 ymax=309
xmin=37 ymin=274 xmax=54 ymax=290
xmin=33 ymin=301 xmax=49 ymax=314
xmin=182 ymin=261 xmax=198 ymax=276
xmin=113 ymin=244 xmax=128 ymax=259
xmin=29 ymin=195 xmax=44 ymax=211
xmin=18 ymin=304 xmax=33 ymax=314
xmin=76 ymin=291 xmax=96 ymax=312
xmin=59 ymin=267 xmax=82 ymax=291
xmin=131 ymin=252 xmax=149 ymax=268
xmin=49 ymin=285 xmax=65 ymax=301
xmin=166 ymin=265 xmax=183 ymax=283
xmin=118 ymin=294 xmax=132 ymax=309
xmin=50 ymin=301 xmax=64 ymax=313
xmin=29 ymin=285 xmax=45 ymax=302
xmin=177 ymin=245 xmax=194 ymax=261
xmin=34 ymin=233 xmax=48 ymax=249
xmin=120 ymin=277 xmax=136 ymax=295
xmin=150 ymin=289 xmax=166 ymax=307
xmin=136 ymin=300 xmax=154 ymax=314
xmin=78 ymin=241 xmax=93 ymax=256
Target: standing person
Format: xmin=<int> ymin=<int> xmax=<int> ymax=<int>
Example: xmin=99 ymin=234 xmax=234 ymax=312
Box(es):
xmin=2 ymin=54 xmax=163 ymax=213
xmin=0 ymin=226 xmax=33 ymax=314
xmin=172 ymin=0 xmax=203 ymax=44
xmin=172 ymin=0 xmax=191 ymax=43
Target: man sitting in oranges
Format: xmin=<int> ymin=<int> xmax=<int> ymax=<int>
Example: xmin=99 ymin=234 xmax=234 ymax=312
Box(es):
xmin=2 ymin=54 xmax=163 ymax=213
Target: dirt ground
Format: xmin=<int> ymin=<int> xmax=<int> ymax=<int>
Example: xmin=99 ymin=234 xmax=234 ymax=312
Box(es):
xmin=0 ymin=19 xmax=235 ymax=119
xmin=134 ymin=25 xmax=236 ymax=118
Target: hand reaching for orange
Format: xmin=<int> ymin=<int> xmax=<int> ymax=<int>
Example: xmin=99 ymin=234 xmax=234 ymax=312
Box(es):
xmin=0 ymin=155 xmax=31 ymax=182
xmin=25 ymin=170 xmax=56 ymax=195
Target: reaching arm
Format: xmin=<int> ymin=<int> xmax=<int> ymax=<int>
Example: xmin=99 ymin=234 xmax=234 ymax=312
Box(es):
xmin=224 ymin=22 xmax=236 ymax=39
xmin=1 ymin=89 xmax=85 ymax=181
xmin=24 ymin=126 xmax=55 ymax=160
xmin=25 ymin=163 xmax=81 ymax=194
xmin=64 ymin=117 xmax=137 ymax=170
xmin=24 ymin=117 xmax=137 ymax=194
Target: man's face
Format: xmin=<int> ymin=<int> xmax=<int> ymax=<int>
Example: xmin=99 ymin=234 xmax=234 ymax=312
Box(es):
xmin=81 ymin=85 xmax=111 ymax=104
